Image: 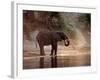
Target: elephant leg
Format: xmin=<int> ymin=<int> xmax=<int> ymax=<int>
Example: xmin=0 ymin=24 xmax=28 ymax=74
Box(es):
xmin=54 ymin=43 xmax=57 ymax=56
xmin=51 ymin=47 xmax=54 ymax=56
xmin=51 ymin=43 xmax=56 ymax=56
xmin=51 ymin=42 xmax=57 ymax=56
xmin=40 ymin=46 xmax=45 ymax=56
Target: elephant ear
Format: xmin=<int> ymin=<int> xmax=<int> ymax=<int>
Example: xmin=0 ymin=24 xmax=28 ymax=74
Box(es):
xmin=54 ymin=32 xmax=62 ymax=41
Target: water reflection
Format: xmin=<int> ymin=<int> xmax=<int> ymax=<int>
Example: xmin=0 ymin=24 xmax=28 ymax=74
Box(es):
xmin=40 ymin=57 xmax=44 ymax=68
xmin=23 ymin=54 xmax=90 ymax=69
xmin=40 ymin=56 xmax=58 ymax=68
xmin=51 ymin=56 xmax=57 ymax=68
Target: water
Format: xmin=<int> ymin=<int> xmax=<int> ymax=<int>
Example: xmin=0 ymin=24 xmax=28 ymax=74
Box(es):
xmin=23 ymin=49 xmax=90 ymax=69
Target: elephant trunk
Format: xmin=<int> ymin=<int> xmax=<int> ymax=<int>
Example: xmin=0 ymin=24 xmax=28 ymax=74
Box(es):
xmin=64 ymin=39 xmax=70 ymax=46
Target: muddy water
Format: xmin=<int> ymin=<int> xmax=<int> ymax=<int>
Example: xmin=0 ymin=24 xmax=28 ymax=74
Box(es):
xmin=23 ymin=51 xmax=90 ymax=69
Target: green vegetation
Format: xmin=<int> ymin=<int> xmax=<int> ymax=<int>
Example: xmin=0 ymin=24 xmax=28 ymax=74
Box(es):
xmin=79 ymin=14 xmax=91 ymax=25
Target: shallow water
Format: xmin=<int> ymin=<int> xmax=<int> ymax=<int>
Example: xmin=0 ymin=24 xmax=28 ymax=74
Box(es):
xmin=23 ymin=53 xmax=90 ymax=69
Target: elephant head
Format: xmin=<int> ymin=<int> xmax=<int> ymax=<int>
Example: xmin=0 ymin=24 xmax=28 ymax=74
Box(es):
xmin=56 ymin=31 xmax=70 ymax=46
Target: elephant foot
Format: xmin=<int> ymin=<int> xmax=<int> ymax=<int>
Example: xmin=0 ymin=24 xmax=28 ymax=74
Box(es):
xmin=50 ymin=53 xmax=53 ymax=56
xmin=51 ymin=54 xmax=56 ymax=57
xmin=40 ymin=54 xmax=45 ymax=56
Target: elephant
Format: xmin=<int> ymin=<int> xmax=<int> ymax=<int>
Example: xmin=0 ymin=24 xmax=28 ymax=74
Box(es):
xmin=36 ymin=31 xmax=70 ymax=56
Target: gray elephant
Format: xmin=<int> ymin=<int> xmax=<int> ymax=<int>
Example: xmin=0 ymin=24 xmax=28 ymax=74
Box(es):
xmin=36 ymin=31 xmax=70 ymax=56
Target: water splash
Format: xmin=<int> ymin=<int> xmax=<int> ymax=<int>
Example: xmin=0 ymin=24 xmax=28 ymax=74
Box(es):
xmin=73 ymin=26 xmax=89 ymax=48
